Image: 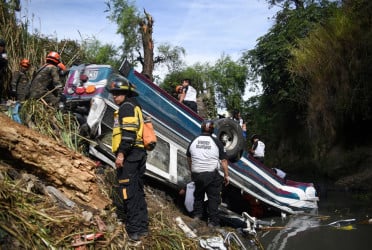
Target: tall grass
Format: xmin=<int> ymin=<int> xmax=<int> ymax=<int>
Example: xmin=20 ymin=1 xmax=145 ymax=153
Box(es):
xmin=0 ymin=1 xmax=84 ymax=96
xmin=18 ymin=99 xmax=81 ymax=152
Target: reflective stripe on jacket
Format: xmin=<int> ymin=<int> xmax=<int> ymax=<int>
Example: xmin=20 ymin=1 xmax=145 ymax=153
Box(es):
xmin=112 ymin=99 xmax=144 ymax=153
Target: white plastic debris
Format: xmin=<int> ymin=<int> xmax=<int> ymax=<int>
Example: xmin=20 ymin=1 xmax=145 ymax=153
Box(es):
xmin=175 ymin=216 xmax=197 ymax=238
xmin=199 ymin=236 xmax=227 ymax=250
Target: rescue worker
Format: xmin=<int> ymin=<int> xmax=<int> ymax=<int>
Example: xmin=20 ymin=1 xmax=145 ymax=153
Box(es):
xmin=0 ymin=39 xmax=8 ymax=102
xmin=28 ymin=51 xmax=63 ymax=107
xmin=110 ymin=77 xmax=148 ymax=242
xmin=57 ymin=62 xmax=67 ymax=75
xmin=10 ymin=58 xmax=31 ymax=101
xmin=249 ymin=134 xmax=265 ymax=163
xmin=57 ymin=62 xmax=69 ymax=82
xmin=175 ymin=85 xmax=183 ymax=100
xmin=179 ymin=78 xmax=197 ymax=113
xmin=186 ymin=120 xmax=229 ymax=227
xmin=232 ymin=109 xmax=244 ymax=127
xmin=232 ymin=109 xmax=247 ymax=138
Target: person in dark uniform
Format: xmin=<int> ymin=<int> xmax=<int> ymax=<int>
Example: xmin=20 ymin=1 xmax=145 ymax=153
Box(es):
xmin=10 ymin=58 xmax=31 ymax=101
xmin=110 ymin=77 xmax=148 ymax=242
xmin=28 ymin=51 xmax=63 ymax=107
xmin=0 ymin=39 xmax=8 ymax=102
xmin=186 ymin=120 xmax=229 ymax=227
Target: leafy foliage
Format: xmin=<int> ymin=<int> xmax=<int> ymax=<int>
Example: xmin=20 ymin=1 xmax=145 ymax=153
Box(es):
xmin=209 ymin=55 xmax=248 ymax=112
xmin=106 ymin=0 xmax=188 ymax=80
xmin=161 ymin=63 xmax=218 ymax=118
xmin=289 ymin=0 xmax=372 ymax=148
xmin=80 ymin=38 xmax=120 ymax=68
xmin=241 ymin=0 xmax=339 ymax=165
xmin=106 ymin=0 xmax=142 ymax=64
xmin=2 ymin=0 xmax=370 ymax=181
xmin=161 ymin=56 xmax=248 ymax=119
xmin=157 ymin=43 xmax=186 ymax=73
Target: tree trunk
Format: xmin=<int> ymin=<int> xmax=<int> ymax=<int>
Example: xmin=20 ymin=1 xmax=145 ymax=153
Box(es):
xmin=0 ymin=113 xmax=111 ymax=210
xmin=139 ymin=9 xmax=155 ymax=80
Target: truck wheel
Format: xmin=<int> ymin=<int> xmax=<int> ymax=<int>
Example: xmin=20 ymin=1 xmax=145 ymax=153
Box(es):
xmin=214 ymin=118 xmax=245 ymax=162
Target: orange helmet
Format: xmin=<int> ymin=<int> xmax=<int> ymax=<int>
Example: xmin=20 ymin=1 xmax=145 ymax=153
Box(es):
xmin=20 ymin=58 xmax=30 ymax=68
xmin=46 ymin=51 xmax=61 ymax=64
xmin=175 ymin=85 xmax=183 ymax=93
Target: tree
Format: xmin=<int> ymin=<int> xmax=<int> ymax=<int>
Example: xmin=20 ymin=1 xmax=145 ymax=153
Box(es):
xmin=161 ymin=62 xmax=218 ymax=118
xmin=1 ymin=0 xmax=84 ymax=71
xmin=161 ymin=56 xmax=248 ymax=119
xmin=265 ymin=0 xmax=314 ymax=9
xmin=289 ymin=0 xmax=372 ymax=148
xmin=80 ymin=38 xmax=120 ymax=67
xmin=157 ymin=43 xmax=186 ymax=73
xmin=1 ymin=0 xmax=21 ymax=95
xmin=209 ymin=55 xmax=248 ymax=112
xmin=106 ymin=0 xmax=141 ymax=62
xmin=138 ymin=8 xmax=156 ymax=78
xmin=241 ymin=0 xmax=338 ymax=166
xmin=106 ymin=0 xmax=156 ymax=77
xmin=106 ymin=0 xmax=186 ymax=80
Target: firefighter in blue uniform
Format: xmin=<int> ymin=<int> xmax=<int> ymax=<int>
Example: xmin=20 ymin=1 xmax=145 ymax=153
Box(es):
xmin=110 ymin=77 xmax=148 ymax=241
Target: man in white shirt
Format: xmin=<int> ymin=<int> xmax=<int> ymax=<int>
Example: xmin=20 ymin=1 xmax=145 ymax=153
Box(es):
xmin=250 ymin=134 xmax=265 ymax=163
xmin=186 ymin=120 xmax=229 ymax=227
xmin=179 ymin=78 xmax=197 ymax=113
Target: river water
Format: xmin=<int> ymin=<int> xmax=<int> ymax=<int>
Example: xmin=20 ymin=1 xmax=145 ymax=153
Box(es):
xmin=252 ymin=188 xmax=372 ymax=250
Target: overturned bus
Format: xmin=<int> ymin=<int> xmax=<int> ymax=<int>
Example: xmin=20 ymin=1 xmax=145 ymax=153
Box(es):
xmin=62 ymin=61 xmax=319 ymax=217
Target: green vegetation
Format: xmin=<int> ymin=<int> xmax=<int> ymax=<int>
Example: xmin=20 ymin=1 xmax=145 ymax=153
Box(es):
xmin=19 ymin=99 xmax=81 ymax=151
xmin=2 ymin=0 xmax=371 ymax=191
xmin=0 ymin=164 xmax=205 ymax=249
xmin=240 ymin=0 xmax=372 ymax=185
xmin=1 ymin=0 xmax=372 ymax=247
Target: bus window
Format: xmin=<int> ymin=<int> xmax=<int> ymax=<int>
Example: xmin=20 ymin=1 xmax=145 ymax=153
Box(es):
xmin=147 ymin=136 xmax=170 ymax=173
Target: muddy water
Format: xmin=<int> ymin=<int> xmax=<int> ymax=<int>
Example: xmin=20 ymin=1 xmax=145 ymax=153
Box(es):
xmin=255 ymin=189 xmax=372 ymax=250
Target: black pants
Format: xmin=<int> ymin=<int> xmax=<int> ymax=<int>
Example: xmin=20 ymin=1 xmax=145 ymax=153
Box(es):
xmin=116 ymin=149 xmax=148 ymax=235
xmin=183 ymin=100 xmax=198 ymax=113
xmin=0 ymin=80 xmax=4 ymax=102
xmin=192 ymin=170 xmax=222 ymax=225
xmin=254 ymin=156 xmax=264 ymax=164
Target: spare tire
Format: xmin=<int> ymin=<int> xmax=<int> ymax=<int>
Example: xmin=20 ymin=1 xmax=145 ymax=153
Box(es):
xmin=213 ymin=118 xmax=245 ymax=162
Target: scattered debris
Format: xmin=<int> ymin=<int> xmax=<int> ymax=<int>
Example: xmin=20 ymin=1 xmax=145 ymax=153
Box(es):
xmin=46 ymin=186 xmax=76 ymax=208
xmin=175 ymin=216 xmax=197 ymax=238
xmin=200 ymin=236 xmax=227 ymax=250
xmin=224 ymin=232 xmax=247 ymax=250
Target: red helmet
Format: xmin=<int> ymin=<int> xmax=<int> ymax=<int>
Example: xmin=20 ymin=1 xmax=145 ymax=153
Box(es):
xmin=46 ymin=51 xmax=61 ymax=64
xmin=20 ymin=58 xmax=30 ymax=68
xmin=201 ymin=120 xmax=214 ymax=134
